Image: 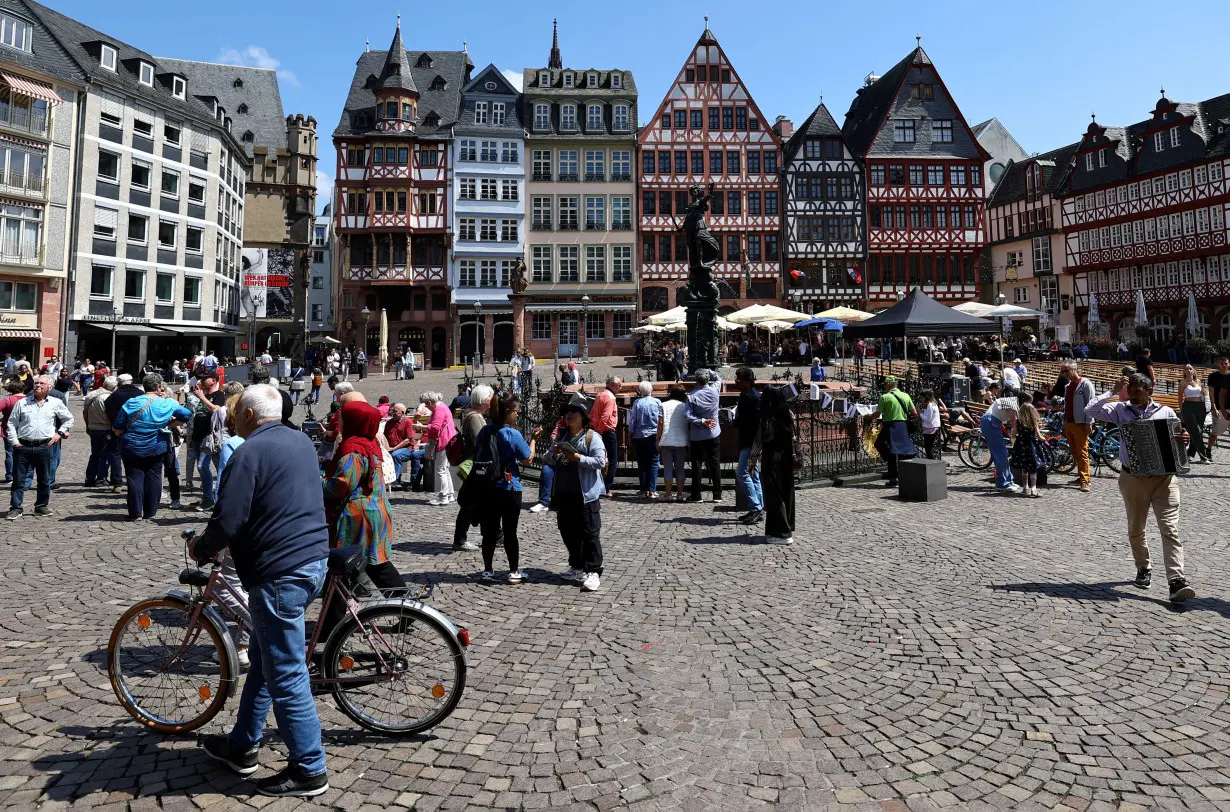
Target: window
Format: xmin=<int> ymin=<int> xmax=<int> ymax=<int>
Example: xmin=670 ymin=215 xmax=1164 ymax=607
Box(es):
xmin=534 ymin=103 xmax=549 ymax=130
xmin=748 ymin=192 xmax=761 ymax=216
xmin=100 ymin=43 xmax=117 ymax=71
xmin=735 ymin=108 xmax=748 ymax=130
xmin=1031 ymin=236 xmax=1051 ymax=274
xmin=726 ymin=235 xmax=740 ymax=261
xmin=932 ymin=120 xmax=953 ymax=143
xmin=98 ymin=151 xmax=119 ymax=182
xmin=870 ymin=165 xmax=885 ymax=186
xmin=155 ymin=272 xmax=175 ymax=303
xmin=610 ymin=245 xmax=632 ymax=282
xmin=1097 ymin=148 xmax=1106 ymax=168
xmin=949 ymin=165 xmax=967 ymax=186
xmin=480 ymin=140 xmax=497 ymax=162
xmin=538 ymin=71 xmax=550 ymax=86
xmin=93 ymin=206 xmax=118 ymax=240
xmin=480 ymin=178 xmax=497 ymax=200
xmin=585 ymin=245 xmax=606 ymax=281
xmin=90 ymin=264 xmax=112 ymax=297
xmin=459 ymin=177 xmax=476 ymax=200
xmin=558 ymin=150 xmax=578 ymax=180
xmin=459 ymin=139 xmax=476 ymax=161
xmin=611 ymin=311 xmax=632 ymax=337
xmin=722 ymin=107 xmax=733 ymax=130
xmin=171 ymin=76 xmax=186 ymax=100
xmin=587 ymin=104 xmax=603 ymax=129
xmin=561 ymin=104 xmax=577 ymax=130
xmin=188 ymin=179 xmax=205 ymax=203
xmin=161 ymin=170 xmax=179 ymax=198
xmin=908 ymin=164 xmax=924 ymax=186
xmin=158 ymin=220 xmax=176 ymax=247
xmin=675 ymin=151 xmax=687 ymax=175
xmin=558 ymin=196 xmax=578 ymax=229
xmin=613 ymin=104 xmax=629 ymax=130
xmin=138 ymin=62 xmax=154 ymax=87
xmin=531 ymin=246 xmax=552 ymax=282
xmin=585 ymin=150 xmax=605 ymax=181
xmin=480 ymin=260 xmax=497 ymax=287
xmin=765 ymin=234 xmax=777 ymax=261
xmin=709 ymin=107 xmax=720 ymax=130
xmin=123 ymin=213 xmax=147 ymax=244
xmin=710 ymin=151 xmax=723 ymax=175
xmin=611 ymin=150 xmax=631 ymax=180
xmin=894 ymin=120 xmax=916 ymax=143
xmin=746 ymin=235 xmax=761 ymax=262
xmin=585 ymin=196 xmax=605 ymax=230
xmin=186 ymin=226 xmax=202 ymax=253
xmin=500 ymin=219 xmax=517 ymax=241
xmin=1085 ymin=153 xmax=1095 ymax=171
xmin=501 ymin=179 xmax=518 ymax=201
xmin=586 ymin=312 xmax=606 ymax=339
xmin=612 ymin=197 xmax=631 ymax=229
xmin=124 ymin=268 xmax=144 ymax=299
xmin=532 ymin=150 xmax=551 ymax=180
xmin=889 ymin=164 xmax=905 ymax=185
xmin=491 ymin=102 xmax=505 ymax=125
xmin=611 ymin=73 xmax=622 ymax=89
xmin=474 ymin=102 xmax=488 ymax=124
xmin=727 ymin=151 xmax=740 ymax=174
xmin=563 ymin=72 xmax=574 ymax=88
xmin=1169 ymin=126 xmax=1181 ymax=148
xmin=479 ymin=218 xmax=497 ymax=240
xmin=164 ymin=121 xmax=182 ymax=146
xmin=587 ymin=72 xmax=598 ymax=88
xmin=558 ymin=245 xmax=579 ymax=282
xmin=532 ymin=313 xmax=552 ymax=339
xmin=726 ymin=191 xmax=741 ymax=215
xmin=458 ymin=259 xmax=476 ymax=287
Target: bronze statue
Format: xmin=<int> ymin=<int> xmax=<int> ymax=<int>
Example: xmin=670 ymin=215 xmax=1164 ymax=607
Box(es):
xmin=674 ymin=182 xmax=721 ymax=301
xmin=511 ymin=257 xmax=529 ymax=294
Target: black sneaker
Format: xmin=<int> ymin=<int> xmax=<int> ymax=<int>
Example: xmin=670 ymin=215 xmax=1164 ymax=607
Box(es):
xmin=196 ymin=500 xmax=216 ymax=512
xmin=737 ymin=510 xmax=757 ymax=523
xmin=1134 ymin=568 xmax=1152 ymax=589
xmin=200 ymin=734 xmax=260 ymax=776
xmin=1168 ymin=578 xmax=1195 ymax=603
xmin=5 ymin=508 xmax=22 ymax=520
xmin=33 ymin=506 xmax=52 ymax=517
xmin=741 ymin=510 xmax=765 ymax=525
xmin=255 ymin=765 xmax=329 ymax=797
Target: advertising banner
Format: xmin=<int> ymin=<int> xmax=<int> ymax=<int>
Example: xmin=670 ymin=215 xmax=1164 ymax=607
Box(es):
xmin=240 ymin=248 xmax=296 ymax=319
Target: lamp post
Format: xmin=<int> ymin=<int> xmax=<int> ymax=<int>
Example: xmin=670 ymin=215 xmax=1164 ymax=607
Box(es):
xmin=581 ymin=294 xmax=591 ymax=362
xmin=360 ymin=307 xmax=371 ymax=370
xmin=473 ymin=300 xmax=484 ymax=372
xmin=995 ymin=292 xmax=1007 ymax=367
xmin=110 ymin=305 xmax=120 ymax=373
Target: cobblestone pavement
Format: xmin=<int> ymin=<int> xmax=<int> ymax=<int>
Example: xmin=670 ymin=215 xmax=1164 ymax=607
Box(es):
xmin=3 ymin=383 xmax=1230 ymax=812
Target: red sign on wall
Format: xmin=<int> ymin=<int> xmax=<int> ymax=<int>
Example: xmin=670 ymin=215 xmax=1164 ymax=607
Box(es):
xmin=241 ymin=343 xmax=249 ymax=351
xmin=243 ymin=274 xmax=292 ymax=288
xmin=44 ymin=347 xmax=54 ymax=357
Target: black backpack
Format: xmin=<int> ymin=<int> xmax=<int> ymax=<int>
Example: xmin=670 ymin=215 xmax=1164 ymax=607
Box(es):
xmin=470 ymin=427 xmax=504 ymax=486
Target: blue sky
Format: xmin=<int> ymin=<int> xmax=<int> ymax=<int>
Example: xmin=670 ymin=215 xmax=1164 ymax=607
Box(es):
xmin=46 ymin=0 xmax=1230 ymax=214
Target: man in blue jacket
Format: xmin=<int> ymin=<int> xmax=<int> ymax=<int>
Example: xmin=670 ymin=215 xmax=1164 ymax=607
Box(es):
xmin=112 ymin=374 xmax=191 ymax=521
xmin=686 ymin=369 xmax=723 ymax=503
xmin=191 ymin=384 xmax=331 ymax=797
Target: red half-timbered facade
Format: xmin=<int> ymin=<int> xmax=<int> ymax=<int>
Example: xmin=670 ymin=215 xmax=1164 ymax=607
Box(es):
xmin=332 ymin=22 xmax=472 ymax=367
xmin=637 ymin=23 xmax=783 ymax=313
xmin=1062 ymin=92 xmax=1230 ymax=342
xmin=841 ymin=46 xmax=989 ymax=307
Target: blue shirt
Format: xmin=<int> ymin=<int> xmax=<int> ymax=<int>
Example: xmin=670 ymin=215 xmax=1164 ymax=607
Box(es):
xmin=810 ymin=366 xmax=825 ymax=382
xmin=113 ymin=395 xmax=191 ymax=458
xmin=481 ymin=425 xmax=532 ymax=491
xmin=687 ymin=377 xmax=722 ymax=441
xmin=628 ymin=396 xmax=662 ymax=439
xmin=217 ymin=435 xmax=245 ymax=478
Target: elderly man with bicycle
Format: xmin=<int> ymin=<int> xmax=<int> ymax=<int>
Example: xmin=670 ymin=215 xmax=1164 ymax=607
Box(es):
xmin=189 ymin=384 xmax=332 ymax=797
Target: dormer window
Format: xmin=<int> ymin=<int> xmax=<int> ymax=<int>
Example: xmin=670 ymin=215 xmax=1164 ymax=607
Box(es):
xmin=1154 ymin=131 xmax=1165 ymax=152
xmin=100 ymin=44 xmax=117 ymax=71
xmin=1169 ymin=125 xmax=1181 ymax=148
xmin=430 ymin=76 xmax=446 ymax=91
xmin=172 ymin=76 xmax=186 ymax=99
xmin=215 ymin=105 xmax=224 ymax=122
xmin=474 ymin=101 xmax=488 ymax=124
xmin=424 ymin=112 xmax=440 ymax=127
xmin=534 ymin=103 xmax=549 ymax=130
xmin=563 ymin=72 xmax=574 ymax=88
xmin=416 ymin=53 xmax=432 ymax=68
xmin=587 ymin=72 xmax=597 ymax=88
xmin=538 ymin=71 xmax=550 ymax=86
xmin=242 ymin=131 xmax=254 ymax=143
xmin=0 ymin=14 xmax=31 ymax=52
xmin=237 ymin=103 xmax=248 ymax=114
xmin=233 ymin=78 xmax=243 ymax=88
xmin=611 ymin=73 xmax=622 ymax=89
xmin=139 ymin=62 xmax=155 ymax=87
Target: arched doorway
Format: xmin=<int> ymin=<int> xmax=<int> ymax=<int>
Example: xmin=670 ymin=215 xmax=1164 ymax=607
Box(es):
xmin=430 ymin=326 xmax=446 ymax=369
xmin=458 ymin=315 xmax=484 ymax=364
xmin=398 ymin=327 xmax=424 ymax=368
xmin=492 ymin=316 xmax=515 ymax=362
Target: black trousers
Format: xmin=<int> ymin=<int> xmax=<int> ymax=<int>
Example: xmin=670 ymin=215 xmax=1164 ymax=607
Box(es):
xmin=555 ymin=491 xmax=603 ymax=574
xmin=122 ymin=454 xmax=164 ymax=519
xmin=163 ymin=443 xmax=180 ymax=502
xmin=689 ymin=438 xmax=722 ymax=499
xmin=453 ymin=499 xmax=479 ymax=546
xmin=922 ymin=432 xmax=941 ymax=460
xmin=480 ymin=488 xmax=522 ymax=572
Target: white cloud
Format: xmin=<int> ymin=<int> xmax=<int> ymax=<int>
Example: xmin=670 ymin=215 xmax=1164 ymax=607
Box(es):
xmin=501 ymin=69 xmax=523 ymax=91
xmin=315 ymin=172 xmax=334 ymax=215
xmin=216 ymin=45 xmax=300 ymax=88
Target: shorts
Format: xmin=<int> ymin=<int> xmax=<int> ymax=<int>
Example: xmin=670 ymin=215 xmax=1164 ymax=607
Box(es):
xmin=660 ymin=446 xmax=688 ymax=481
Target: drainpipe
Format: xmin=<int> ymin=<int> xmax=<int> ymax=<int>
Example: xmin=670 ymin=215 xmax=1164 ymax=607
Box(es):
xmin=62 ymin=86 xmax=88 ymax=362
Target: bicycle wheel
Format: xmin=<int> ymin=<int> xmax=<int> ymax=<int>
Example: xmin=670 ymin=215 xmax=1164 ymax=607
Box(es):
xmin=324 ymin=604 xmax=466 ymax=736
xmin=1049 ymin=443 xmax=1075 ymax=474
xmin=108 ymin=598 xmax=231 ymax=733
xmin=965 ymin=434 xmax=993 ymax=470
xmin=957 ymin=435 xmax=976 ymax=468
xmin=1095 ymin=427 xmax=1122 ymax=473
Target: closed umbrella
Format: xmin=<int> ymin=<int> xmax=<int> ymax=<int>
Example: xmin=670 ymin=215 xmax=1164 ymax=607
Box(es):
xmin=1135 ymin=289 xmax=1148 ymax=328
xmin=1187 ymin=290 xmax=1200 ymax=337
xmin=379 ymin=308 xmax=389 ymax=374
xmin=1087 ymin=292 xmax=1101 ymax=333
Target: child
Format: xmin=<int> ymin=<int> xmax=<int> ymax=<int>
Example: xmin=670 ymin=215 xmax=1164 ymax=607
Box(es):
xmin=916 ymin=389 xmax=946 ymax=460
xmin=1009 ymin=401 xmax=1047 ymax=497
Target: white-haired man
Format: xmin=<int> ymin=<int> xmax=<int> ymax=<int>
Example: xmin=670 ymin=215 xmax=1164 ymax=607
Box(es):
xmin=6 ymin=375 xmax=73 ymax=519
xmin=191 ymin=385 xmax=331 ymax=796
xmin=84 ymin=375 xmax=122 ymax=488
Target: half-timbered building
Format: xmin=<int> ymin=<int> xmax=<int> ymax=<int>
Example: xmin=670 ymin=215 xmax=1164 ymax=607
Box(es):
xmin=985 ymin=144 xmax=1078 ymax=339
xmin=332 ymin=22 xmax=472 ymax=368
xmin=1063 ymin=92 xmax=1230 ymax=342
xmin=781 ymin=101 xmax=865 ymax=310
xmin=841 ymin=45 xmax=988 ymax=307
xmin=637 ymin=22 xmax=783 ymax=314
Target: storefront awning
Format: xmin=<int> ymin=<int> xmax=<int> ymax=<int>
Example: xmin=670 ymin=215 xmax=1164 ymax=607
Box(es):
xmin=525 ymin=303 xmax=637 ymax=313
xmin=0 ymin=328 xmax=40 ymax=339
xmin=0 ymin=73 xmax=63 ymax=106
xmin=150 ymin=324 xmax=240 ymax=337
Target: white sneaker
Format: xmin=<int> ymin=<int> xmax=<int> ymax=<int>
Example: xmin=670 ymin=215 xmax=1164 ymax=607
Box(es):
xmin=507 ymin=570 xmax=525 ymax=585
xmin=766 ymin=536 xmax=794 ymax=545
xmin=581 ymin=572 xmax=601 ymax=592
xmin=711 ymin=495 xmax=724 ymax=504
xmin=1002 ymin=484 xmax=1023 ymax=494
xmin=429 ymin=498 xmax=446 ymax=506
xmin=648 ymin=492 xmax=659 ymax=500
xmin=236 ymin=647 xmax=250 ymax=669
xmin=559 ymin=567 xmax=583 ymax=580
xmin=529 ymin=503 xmax=549 ymax=514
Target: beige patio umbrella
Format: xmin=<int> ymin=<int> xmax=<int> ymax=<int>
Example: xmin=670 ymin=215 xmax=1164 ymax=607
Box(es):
xmin=813 ymin=305 xmax=874 ymax=323
xmin=726 ymin=304 xmax=812 ymax=325
xmin=379 ymin=308 xmax=389 ymax=374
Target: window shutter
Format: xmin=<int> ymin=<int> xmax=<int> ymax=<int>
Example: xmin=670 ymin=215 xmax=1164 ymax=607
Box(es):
xmin=190 ymin=127 xmax=209 ymax=152
xmin=133 ymin=104 xmax=155 ymax=125
xmin=93 ymin=206 xmax=118 ymax=229
xmin=98 ymin=92 xmax=124 ymax=119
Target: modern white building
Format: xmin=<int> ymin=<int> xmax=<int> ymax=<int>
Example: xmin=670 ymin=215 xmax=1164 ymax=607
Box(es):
xmin=308 ymin=202 xmax=334 ymax=334
xmin=451 ymin=63 xmax=524 ymax=364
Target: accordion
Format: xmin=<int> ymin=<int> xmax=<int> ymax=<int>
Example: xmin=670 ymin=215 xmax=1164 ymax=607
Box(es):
xmin=1121 ymin=418 xmax=1190 ymax=476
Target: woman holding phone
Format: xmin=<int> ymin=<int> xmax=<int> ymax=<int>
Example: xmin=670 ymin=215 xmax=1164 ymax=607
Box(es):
xmin=548 ymin=397 xmax=608 ymax=592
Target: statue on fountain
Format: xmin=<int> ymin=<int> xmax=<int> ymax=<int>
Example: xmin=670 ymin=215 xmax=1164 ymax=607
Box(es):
xmin=674 ymin=182 xmax=721 ymax=302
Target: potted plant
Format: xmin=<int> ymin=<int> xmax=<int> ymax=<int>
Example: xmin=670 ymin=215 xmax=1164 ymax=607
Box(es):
xmin=1187 ymin=336 xmax=1213 ymax=365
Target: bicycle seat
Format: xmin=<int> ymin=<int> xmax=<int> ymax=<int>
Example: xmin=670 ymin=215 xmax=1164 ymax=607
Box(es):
xmin=178 ymin=568 xmax=211 ymax=587
xmin=328 ymin=546 xmax=365 ymax=580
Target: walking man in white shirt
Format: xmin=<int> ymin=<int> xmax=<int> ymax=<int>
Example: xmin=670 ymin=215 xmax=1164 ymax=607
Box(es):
xmin=6 ymin=376 xmax=73 ymax=519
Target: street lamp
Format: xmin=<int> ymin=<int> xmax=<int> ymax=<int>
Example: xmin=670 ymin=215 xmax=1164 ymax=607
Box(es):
xmin=110 ymin=305 xmax=120 ymax=373
xmin=581 ymin=294 xmax=591 ymax=362
xmin=472 ymin=300 xmax=484 ymax=372
xmin=360 ymin=306 xmax=372 ymax=362
xmin=995 ymin=293 xmax=1007 ymax=367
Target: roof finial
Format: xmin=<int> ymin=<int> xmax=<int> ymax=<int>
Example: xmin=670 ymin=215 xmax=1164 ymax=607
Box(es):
xmin=548 ymin=17 xmax=563 ymax=70
xmin=820 ymin=90 xmax=824 ymax=104
xmin=396 ymin=12 xmax=400 ymax=30
xmin=705 ymin=14 xmax=709 ymax=26
xmin=916 ymin=34 xmax=922 ymax=47
xmin=462 ymin=39 xmax=467 ymax=53
xmin=1091 ymin=111 xmax=1096 ymax=122
xmin=1160 ymin=86 xmax=1166 ymax=98
xmin=365 ymin=38 xmax=370 ymax=53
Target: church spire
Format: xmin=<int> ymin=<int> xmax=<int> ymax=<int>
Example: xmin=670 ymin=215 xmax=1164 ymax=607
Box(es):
xmin=548 ymin=18 xmax=562 ymax=69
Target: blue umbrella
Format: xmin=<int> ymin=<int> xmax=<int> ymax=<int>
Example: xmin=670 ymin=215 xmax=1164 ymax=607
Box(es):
xmin=795 ymin=317 xmax=844 ymax=332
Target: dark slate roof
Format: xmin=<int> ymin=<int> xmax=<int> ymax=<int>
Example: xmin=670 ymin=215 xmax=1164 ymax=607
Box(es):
xmin=21 ymin=0 xmax=246 ymax=149
xmin=156 ymin=59 xmax=286 ymax=157
xmin=971 ymin=119 xmax=993 ymax=137
xmin=0 ymin=0 xmax=85 ymax=86
xmin=986 ymin=142 xmax=1078 ymax=208
xmin=841 ymin=46 xmax=928 ymax=157
xmin=785 ymin=102 xmax=843 ymax=161
xmin=455 ymin=63 xmax=523 ymax=137
xmin=376 ymin=24 xmax=417 ymax=94
xmin=1203 ymin=92 xmax=1230 ymax=157
xmin=334 ymin=43 xmax=471 ymax=139
xmin=521 ymin=67 xmax=637 ymax=95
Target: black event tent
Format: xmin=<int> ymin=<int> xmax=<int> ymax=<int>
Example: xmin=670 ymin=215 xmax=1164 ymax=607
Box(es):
xmin=843 ymin=287 xmax=999 ymax=339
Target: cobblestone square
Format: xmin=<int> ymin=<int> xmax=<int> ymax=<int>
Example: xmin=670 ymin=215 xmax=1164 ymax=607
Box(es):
xmin=2 ymin=370 xmax=1229 ymax=811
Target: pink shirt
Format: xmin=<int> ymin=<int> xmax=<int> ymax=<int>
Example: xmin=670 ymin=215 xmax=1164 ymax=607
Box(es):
xmin=426 ymin=402 xmax=456 ymax=446
xmin=590 ymin=389 xmax=617 ymax=433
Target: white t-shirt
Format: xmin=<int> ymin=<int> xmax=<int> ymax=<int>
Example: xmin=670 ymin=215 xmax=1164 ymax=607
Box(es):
xmin=659 ymin=399 xmax=691 ymax=447
xmin=989 ymin=397 xmax=1019 ymax=423
xmin=1001 ymin=367 xmax=1020 ymax=388
xmin=920 ymin=403 xmax=941 ymax=433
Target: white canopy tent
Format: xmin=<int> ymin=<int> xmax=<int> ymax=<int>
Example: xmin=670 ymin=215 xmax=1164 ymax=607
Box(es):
xmin=726 ymin=304 xmax=812 ymax=325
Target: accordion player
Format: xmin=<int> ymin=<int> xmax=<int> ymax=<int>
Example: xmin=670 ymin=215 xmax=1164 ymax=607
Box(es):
xmin=1120 ymin=417 xmax=1191 ymax=476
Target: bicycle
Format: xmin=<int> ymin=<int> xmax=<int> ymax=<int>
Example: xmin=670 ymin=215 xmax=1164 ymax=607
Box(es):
xmin=107 ymin=530 xmax=469 ymax=736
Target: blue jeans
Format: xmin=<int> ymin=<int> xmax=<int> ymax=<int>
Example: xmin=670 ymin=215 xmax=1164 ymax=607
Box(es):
xmin=736 ymin=446 xmax=763 ymax=511
xmin=390 ymin=447 xmax=424 ymax=483
xmin=3 ymin=437 xmax=12 ymax=480
xmin=633 ymin=436 xmax=659 ymax=493
xmin=601 ymin=429 xmax=617 ymax=494
xmin=537 ymin=462 xmax=555 ymax=507
xmin=10 ymin=443 xmax=52 ymax=509
xmin=198 ymin=451 xmax=219 ymax=501
xmin=228 ymin=558 xmax=328 ymax=777
xmin=49 ymin=441 xmax=60 ymax=487
xmin=980 ymin=413 xmax=1014 ymax=488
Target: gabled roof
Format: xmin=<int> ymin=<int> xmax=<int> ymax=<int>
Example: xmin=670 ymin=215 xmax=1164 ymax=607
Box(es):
xmin=0 ymin=0 xmax=85 ymax=86
xmin=785 ymin=102 xmax=844 ymax=161
xmin=456 ymin=63 xmax=523 ymax=136
xmin=986 ymin=142 xmax=1079 ymax=208
xmin=376 ymin=23 xmax=417 ymax=94
xmin=156 ymin=59 xmax=286 ymax=157
xmin=334 ymin=36 xmax=472 ymax=139
xmin=841 ymin=47 xmax=926 ymax=157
